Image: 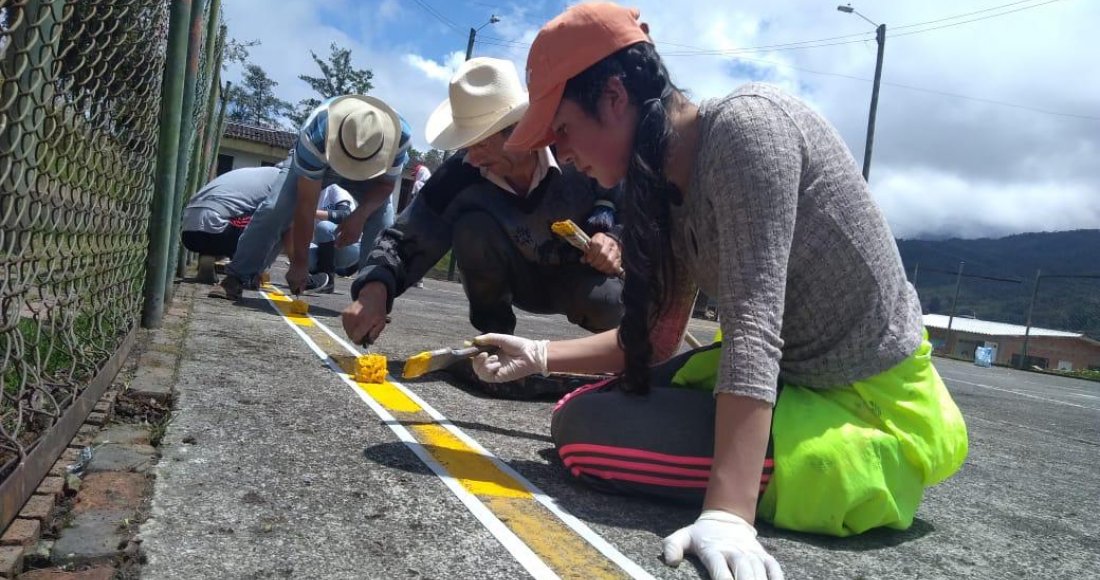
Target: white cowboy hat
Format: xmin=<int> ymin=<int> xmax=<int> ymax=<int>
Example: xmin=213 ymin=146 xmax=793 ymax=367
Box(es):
xmin=426 ymin=57 xmax=529 ymax=151
xmin=325 ymin=95 xmax=402 ymax=182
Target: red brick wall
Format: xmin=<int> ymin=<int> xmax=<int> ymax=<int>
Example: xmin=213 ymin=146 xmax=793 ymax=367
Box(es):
xmin=927 ymin=329 xmax=1100 ymax=370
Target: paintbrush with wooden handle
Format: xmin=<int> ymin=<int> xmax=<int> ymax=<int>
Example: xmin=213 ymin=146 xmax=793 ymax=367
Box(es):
xmin=402 ymin=343 xmax=497 ymax=379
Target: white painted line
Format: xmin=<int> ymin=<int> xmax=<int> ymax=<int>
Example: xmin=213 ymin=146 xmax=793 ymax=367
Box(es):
xmin=260 ymin=291 xmax=559 ymax=580
xmin=939 ymin=367 xmax=1100 ymax=396
xmin=309 ymin=307 xmax=656 ymax=580
xmin=947 ymin=377 xmax=1098 ymax=410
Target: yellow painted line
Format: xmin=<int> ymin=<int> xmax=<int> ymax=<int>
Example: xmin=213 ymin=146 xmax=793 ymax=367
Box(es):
xmin=359 ymin=381 xmax=423 ymax=414
xmin=412 ymin=423 xmax=530 ymax=499
xmin=257 ymin=287 xmax=652 ymax=580
xmin=486 ymin=497 xmax=629 ymax=580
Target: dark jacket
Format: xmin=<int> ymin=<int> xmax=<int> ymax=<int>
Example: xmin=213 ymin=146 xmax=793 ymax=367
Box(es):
xmin=351 ymin=151 xmax=621 ymax=309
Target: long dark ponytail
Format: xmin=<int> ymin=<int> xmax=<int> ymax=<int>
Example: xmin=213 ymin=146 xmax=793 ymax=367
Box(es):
xmin=563 ymin=42 xmax=681 ymax=394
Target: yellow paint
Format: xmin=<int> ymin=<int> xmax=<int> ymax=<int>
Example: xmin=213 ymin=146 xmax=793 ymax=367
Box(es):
xmin=551 ymin=220 xmax=578 ymax=237
xmin=402 ymin=351 xmax=432 ymax=379
xmin=290 ymin=299 xmax=309 ymax=315
xmin=355 ymin=354 xmax=388 ymax=383
xmin=359 ymin=382 xmax=423 ymax=414
xmin=486 ymin=497 xmax=629 ymax=580
xmin=413 ymin=423 xmax=530 ymax=499
xmin=273 ymin=301 xmax=314 ymax=326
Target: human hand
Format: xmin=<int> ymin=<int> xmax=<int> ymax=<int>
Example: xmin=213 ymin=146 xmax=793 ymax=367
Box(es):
xmin=285 ymin=263 xmax=310 ymax=295
xmin=583 ymin=233 xmax=623 ymax=277
xmin=471 ymin=333 xmax=549 ymax=382
xmin=662 ymin=510 xmax=784 ymax=580
xmin=342 ymin=283 xmax=389 ymax=345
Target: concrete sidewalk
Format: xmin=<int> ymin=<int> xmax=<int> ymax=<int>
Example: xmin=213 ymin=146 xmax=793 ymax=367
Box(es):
xmin=137 ymin=274 xmax=1099 ymax=579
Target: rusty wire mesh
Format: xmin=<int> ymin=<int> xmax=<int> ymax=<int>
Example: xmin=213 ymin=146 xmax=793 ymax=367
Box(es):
xmin=0 ymin=0 xmax=169 ymax=479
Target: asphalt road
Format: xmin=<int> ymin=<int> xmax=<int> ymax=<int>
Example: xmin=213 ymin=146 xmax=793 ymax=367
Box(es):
xmin=139 ymin=273 xmax=1100 ymax=579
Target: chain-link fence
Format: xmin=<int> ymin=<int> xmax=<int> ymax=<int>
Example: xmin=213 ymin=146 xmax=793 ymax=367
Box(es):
xmin=0 ymin=0 xmax=225 ymax=528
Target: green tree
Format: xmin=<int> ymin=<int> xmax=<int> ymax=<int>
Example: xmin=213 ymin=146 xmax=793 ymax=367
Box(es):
xmin=226 ymin=64 xmax=292 ymax=128
xmin=407 ymin=147 xmax=446 ymax=172
xmin=422 ymin=149 xmax=445 ymax=171
xmin=288 ymin=43 xmax=374 ymax=126
xmin=223 ymin=38 xmax=260 ymax=69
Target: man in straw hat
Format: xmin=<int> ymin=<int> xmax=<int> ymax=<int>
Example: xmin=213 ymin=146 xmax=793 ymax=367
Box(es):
xmin=341 ymin=57 xmax=624 ymax=397
xmin=212 ymin=95 xmax=411 ymax=299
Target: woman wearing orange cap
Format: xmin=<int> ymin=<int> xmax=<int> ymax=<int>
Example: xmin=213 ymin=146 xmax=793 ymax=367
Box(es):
xmin=472 ymin=3 xmax=968 ymax=579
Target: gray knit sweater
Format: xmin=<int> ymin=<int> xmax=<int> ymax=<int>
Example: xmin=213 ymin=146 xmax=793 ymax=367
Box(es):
xmin=652 ymin=83 xmax=923 ymax=404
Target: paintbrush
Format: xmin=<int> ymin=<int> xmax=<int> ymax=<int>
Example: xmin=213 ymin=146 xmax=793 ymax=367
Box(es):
xmin=551 ymin=219 xmax=592 ymax=252
xmin=403 ymin=343 xmax=497 ymax=379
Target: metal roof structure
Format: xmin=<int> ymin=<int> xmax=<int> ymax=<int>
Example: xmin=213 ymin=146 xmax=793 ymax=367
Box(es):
xmin=923 ymin=313 xmax=1085 ymax=339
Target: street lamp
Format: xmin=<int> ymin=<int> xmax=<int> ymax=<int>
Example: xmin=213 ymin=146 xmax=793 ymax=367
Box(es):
xmin=837 ymin=4 xmax=885 ymax=181
xmin=465 ymin=15 xmax=501 ymax=61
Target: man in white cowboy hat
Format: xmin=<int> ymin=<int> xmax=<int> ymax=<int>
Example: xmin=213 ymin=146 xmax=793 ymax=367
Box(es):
xmin=341 ymin=57 xmax=625 ymax=398
xmin=213 ymin=94 xmax=412 ymax=299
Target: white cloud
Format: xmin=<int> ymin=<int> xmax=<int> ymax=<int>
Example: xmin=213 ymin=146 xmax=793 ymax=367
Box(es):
xmin=223 ymin=0 xmax=1100 ymax=240
xmin=403 ymin=51 xmax=466 ymax=85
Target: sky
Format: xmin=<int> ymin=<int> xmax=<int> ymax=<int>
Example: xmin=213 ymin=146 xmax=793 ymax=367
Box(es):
xmin=219 ymin=0 xmax=1100 ymax=241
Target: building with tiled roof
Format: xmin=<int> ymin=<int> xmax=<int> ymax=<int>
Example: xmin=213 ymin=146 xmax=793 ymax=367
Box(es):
xmin=215 ymin=122 xmax=296 ymax=175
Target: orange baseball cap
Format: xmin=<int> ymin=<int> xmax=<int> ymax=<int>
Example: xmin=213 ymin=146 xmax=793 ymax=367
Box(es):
xmin=505 ymin=2 xmax=650 ymax=151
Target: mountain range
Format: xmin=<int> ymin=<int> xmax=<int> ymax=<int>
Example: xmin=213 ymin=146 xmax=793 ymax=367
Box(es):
xmin=896 ymin=229 xmax=1100 ymax=339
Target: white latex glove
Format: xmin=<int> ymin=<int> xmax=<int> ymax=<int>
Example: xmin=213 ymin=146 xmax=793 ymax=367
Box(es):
xmin=662 ymin=510 xmax=784 ymax=580
xmin=471 ymin=333 xmax=549 ymax=383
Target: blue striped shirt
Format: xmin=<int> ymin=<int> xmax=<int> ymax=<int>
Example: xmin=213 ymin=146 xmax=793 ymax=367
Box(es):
xmin=293 ymin=96 xmax=411 ymax=183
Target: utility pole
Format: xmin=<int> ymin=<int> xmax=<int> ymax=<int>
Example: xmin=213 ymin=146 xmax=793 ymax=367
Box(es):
xmin=864 ymin=23 xmax=885 ymax=181
xmin=1019 ymin=271 xmax=1100 ymax=369
xmin=946 ymin=261 xmax=965 ymax=355
xmin=838 ymin=5 xmax=885 ymax=181
xmin=1021 ymin=269 xmax=1041 ymax=369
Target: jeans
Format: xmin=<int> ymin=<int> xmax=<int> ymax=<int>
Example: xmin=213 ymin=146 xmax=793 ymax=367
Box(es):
xmin=181 ymin=225 xmax=246 ymax=258
xmin=227 ymin=165 xmax=396 ymax=284
xmin=309 ymin=220 xmax=361 ymax=273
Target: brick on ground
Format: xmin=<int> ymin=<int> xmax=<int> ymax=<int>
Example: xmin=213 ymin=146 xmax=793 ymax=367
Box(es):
xmin=0 ymin=546 xmax=24 ymax=579
xmin=126 ymin=363 xmax=174 ymax=403
xmin=92 ymin=425 xmax=151 ymax=447
xmin=17 ymin=565 xmax=115 ymax=580
xmin=70 ymin=426 xmax=98 ymax=449
xmin=48 ymin=450 xmax=81 ymax=477
xmin=0 ymin=520 xmax=40 ymax=548
xmin=17 ymin=496 xmax=54 ymax=522
xmin=36 ymin=478 xmax=64 ymax=500
xmin=84 ymin=412 xmax=107 ymax=427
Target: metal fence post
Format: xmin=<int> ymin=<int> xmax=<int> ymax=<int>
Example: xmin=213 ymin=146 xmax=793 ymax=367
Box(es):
xmin=163 ymin=0 xmax=209 ymax=300
xmin=207 ymin=82 xmax=232 ymax=180
xmin=176 ymin=0 xmax=222 ymax=278
xmin=200 ymin=25 xmax=227 ymax=176
xmin=141 ymin=0 xmax=194 ymax=328
xmin=0 ymin=0 xmax=63 ymax=203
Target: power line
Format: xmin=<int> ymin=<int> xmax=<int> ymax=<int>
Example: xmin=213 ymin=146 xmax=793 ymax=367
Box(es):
xmin=889 ymin=0 xmax=1039 ymax=31
xmin=710 ymin=54 xmax=1100 ymax=122
xmin=661 ymin=0 xmax=1070 ymax=56
xmin=889 ymin=0 xmax=1069 ymax=39
xmin=475 ymin=0 xmax=1070 ymax=55
xmin=410 ymin=0 xmax=462 ymax=33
